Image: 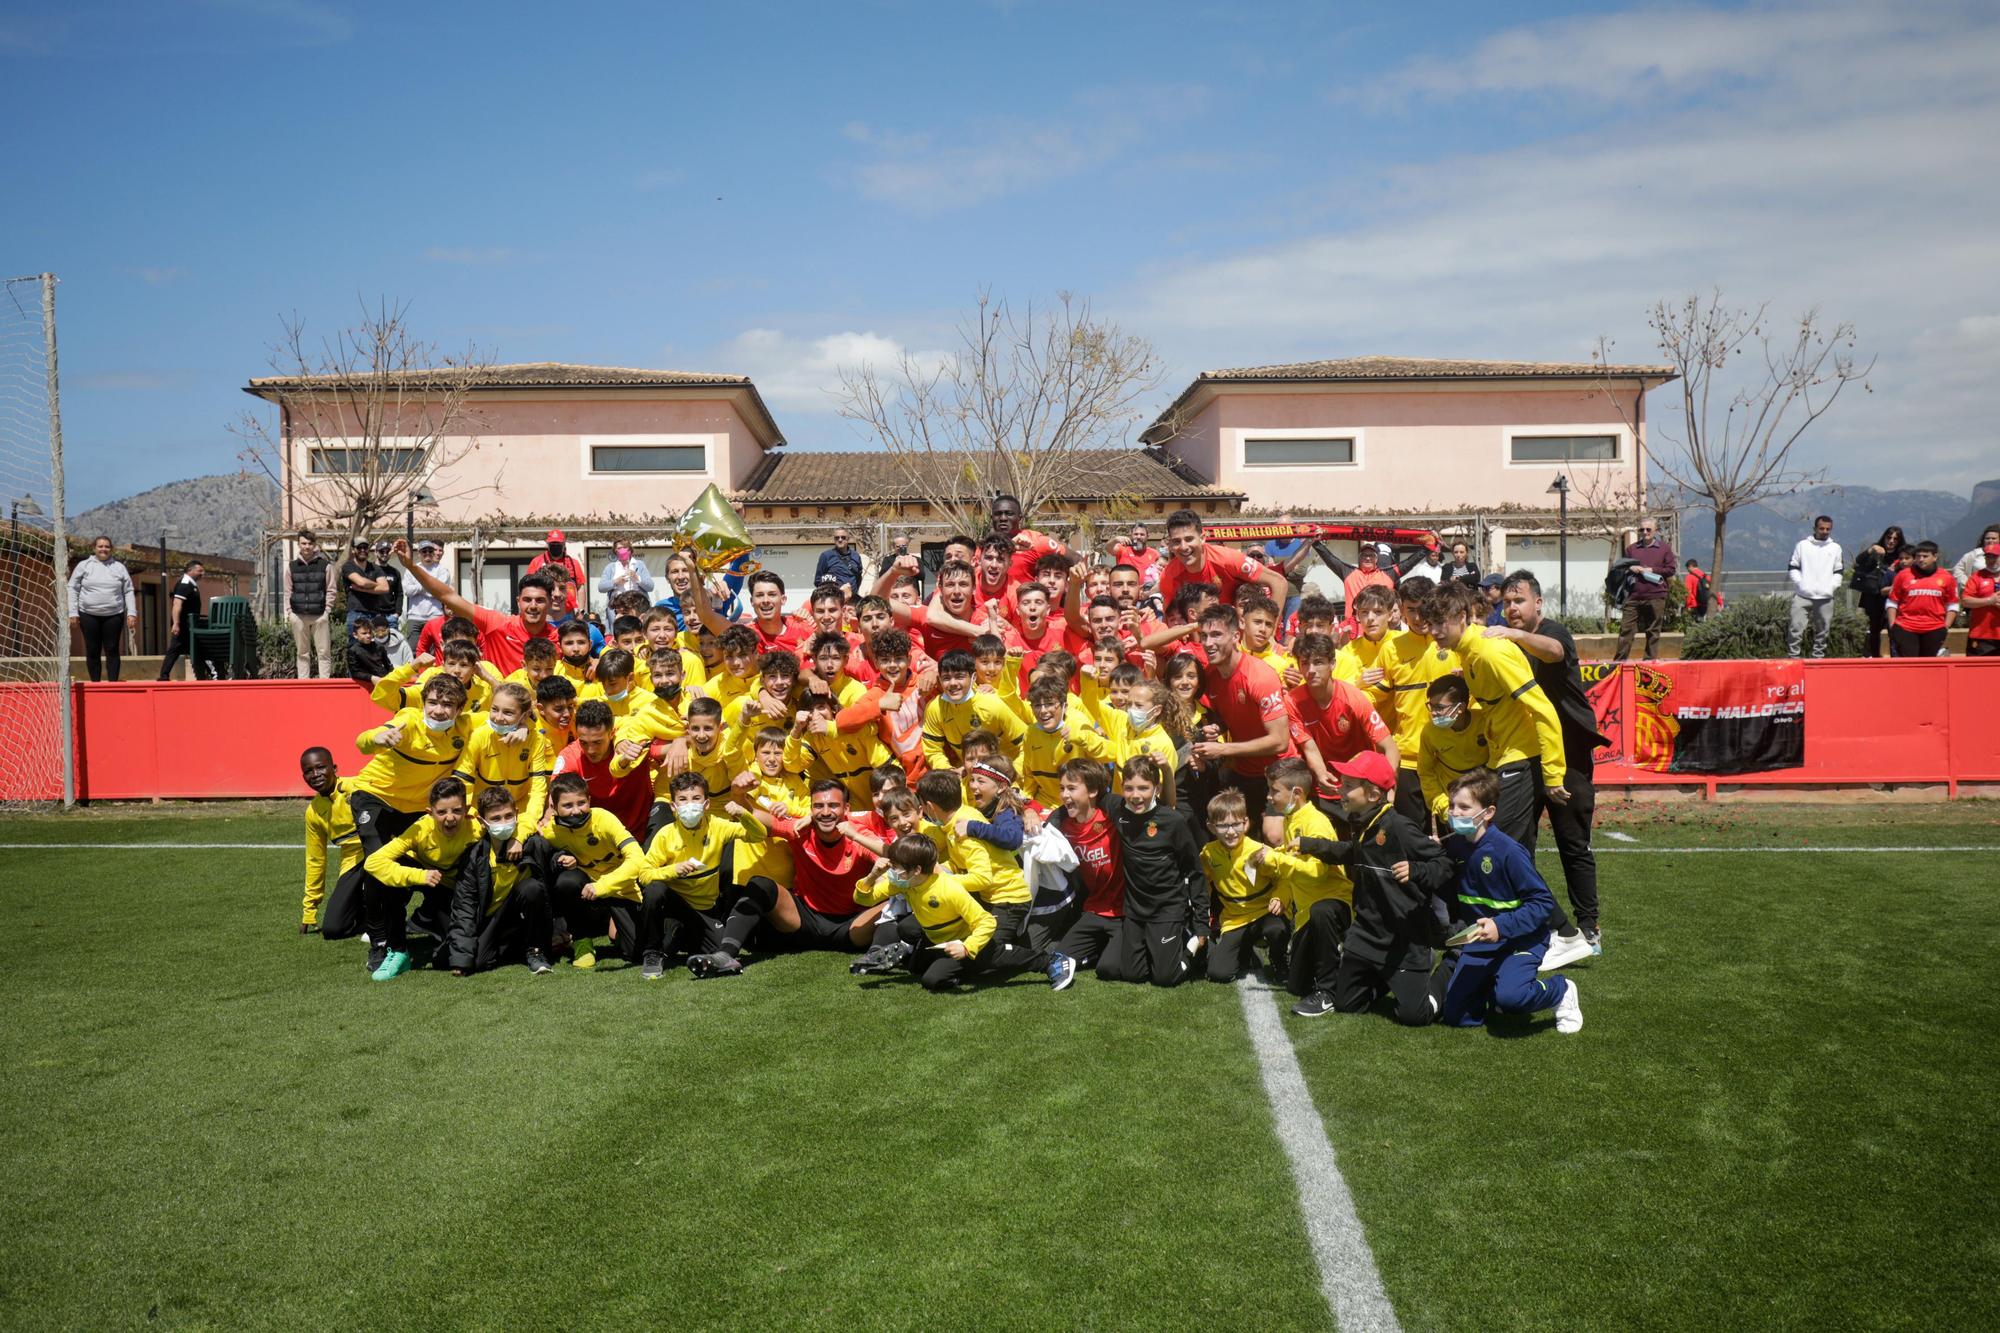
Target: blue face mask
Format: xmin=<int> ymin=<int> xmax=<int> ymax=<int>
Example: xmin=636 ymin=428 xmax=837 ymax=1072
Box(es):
xmin=423 ymin=714 xmax=455 ymax=733
xmin=603 ymin=688 xmax=628 ymax=703
xmin=488 ymin=716 xmax=515 ymax=734
xmin=885 ymin=868 xmax=914 ymax=890
xmin=1448 ymin=814 xmax=1483 ymax=838
xmin=1125 ymin=706 xmax=1155 ymax=732
xmin=485 ymin=820 xmax=517 ymax=842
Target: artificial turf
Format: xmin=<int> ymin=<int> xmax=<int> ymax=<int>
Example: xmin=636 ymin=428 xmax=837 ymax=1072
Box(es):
xmin=0 ymin=804 xmax=1995 ymax=1330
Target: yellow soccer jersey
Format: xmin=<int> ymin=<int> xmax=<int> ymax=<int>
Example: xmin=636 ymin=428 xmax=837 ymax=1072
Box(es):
xmin=364 ymin=813 xmax=483 ymax=890
xmin=1455 ymin=624 xmax=1566 ymax=789
xmin=1201 ymin=837 xmax=1285 ymax=934
xmin=456 ymin=717 xmax=553 ymax=832
xmin=543 ymin=809 xmax=647 ymax=901
xmin=723 ymin=690 xmax=797 ymax=769
xmin=854 ymin=869 xmax=995 ymax=956
xmin=1018 ymin=721 xmax=1109 ymax=808
xmin=614 ymin=692 xmax=689 ymax=748
xmin=786 ymin=726 xmax=889 ymax=805
xmin=302 ymin=778 xmax=361 ymax=925
xmin=921 ymin=692 xmax=1026 ymax=770
xmin=640 ymin=813 xmax=766 ymax=912
xmin=1249 ymin=642 xmax=1298 ymax=682
xmin=1385 ymin=629 xmax=1460 ymax=771
xmin=371 ymin=661 xmax=492 ymax=715
xmin=1334 ymin=633 xmax=1400 ymax=725
xmin=635 ymin=737 xmax=736 ymax=808
xmin=577 ymin=681 xmax=660 ymax=722
xmin=926 ymin=812 xmax=1030 ymax=907
xmin=1418 ymin=712 xmax=1497 ymax=820
xmin=352 ymin=707 xmax=474 ymax=813
xmin=1270 ymin=799 xmax=1351 ymax=916
xmin=554 ymin=658 xmax=593 ymax=687
xmin=734 ymin=770 xmax=807 ymax=883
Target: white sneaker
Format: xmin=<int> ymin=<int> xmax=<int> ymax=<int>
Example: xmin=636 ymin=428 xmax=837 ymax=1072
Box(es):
xmin=1539 ymin=930 xmax=1594 ymax=973
xmin=1555 ymin=980 xmax=1583 ymax=1034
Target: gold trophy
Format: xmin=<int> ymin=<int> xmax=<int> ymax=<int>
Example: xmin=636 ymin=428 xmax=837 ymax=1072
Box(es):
xmin=674 ymin=483 xmax=759 ymax=576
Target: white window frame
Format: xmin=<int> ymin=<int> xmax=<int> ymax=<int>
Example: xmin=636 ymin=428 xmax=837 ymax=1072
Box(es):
xmin=1502 ymin=426 xmax=1627 ymax=469
xmin=1234 ymin=428 xmax=1365 ymax=473
xmin=300 ymin=435 xmax=430 ymax=477
xmin=579 ymin=433 xmax=715 ymax=480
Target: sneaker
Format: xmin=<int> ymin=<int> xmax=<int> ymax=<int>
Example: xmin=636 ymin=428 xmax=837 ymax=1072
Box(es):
xmin=1292 ymin=990 xmax=1336 ymax=1018
xmin=1584 ymin=925 xmax=1603 ymax=957
xmin=1555 ymin=980 xmax=1584 ymax=1034
xmin=525 ymin=949 xmax=553 ymax=976
xmin=850 ymin=941 xmax=910 ymax=975
xmin=571 ymin=937 xmax=598 ymax=970
xmin=641 ymin=950 xmax=666 ymax=981
xmin=688 ymin=951 xmax=744 ymax=979
xmin=1048 ymin=952 xmax=1078 ymax=991
xmin=364 ymin=942 xmax=388 ymax=976
xmin=1539 ymin=930 xmax=1594 ymax=973
xmin=369 ymin=949 xmax=412 ymax=982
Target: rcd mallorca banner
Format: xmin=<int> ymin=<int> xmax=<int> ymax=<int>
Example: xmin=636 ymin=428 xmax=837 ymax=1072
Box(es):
xmin=1584 ymin=661 xmax=1805 ymax=775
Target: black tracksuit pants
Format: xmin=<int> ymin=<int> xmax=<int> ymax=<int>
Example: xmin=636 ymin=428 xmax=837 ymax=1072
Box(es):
xmin=551 ymin=868 xmax=648 ymax=961
xmin=1286 ymin=898 xmax=1352 ymax=998
xmin=460 ymin=879 xmax=552 ymax=972
xmin=1540 ymin=768 xmax=1599 ymax=931
xmin=1207 ymin=915 xmax=1290 ymax=983
xmin=319 ymin=862 xmax=369 ymax=941
xmin=1054 ymin=913 xmax=1117 ymax=968
xmin=1096 ymin=914 xmax=1191 ymax=987
xmin=656 ymin=875 xmax=778 ymax=959
xmin=1333 ymin=952 xmax=1438 ymax=1026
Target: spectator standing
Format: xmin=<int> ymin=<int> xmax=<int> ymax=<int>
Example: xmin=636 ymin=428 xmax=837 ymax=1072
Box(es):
xmin=372 ymin=540 xmax=404 ymax=622
xmin=1961 ymin=541 xmax=2000 ymax=657
xmin=400 ymin=539 xmax=452 ymax=646
xmin=1113 ymin=523 xmax=1164 ymax=591
xmin=1401 ymin=544 xmax=1445 ymax=587
xmin=67 ymin=535 xmax=137 ymax=682
xmin=1613 ymin=518 xmax=1675 ymax=661
xmin=1442 ymin=540 xmax=1481 ymax=591
xmin=339 ymin=539 xmax=394 ymax=635
xmin=1953 ymin=525 xmax=2000 ymax=588
xmin=1342 ymin=544 xmax=1396 ymax=609
xmin=598 ymin=540 xmax=655 ymax=605
xmin=814 ymin=527 xmax=863 ymax=598
xmin=1260 ymin=515 xmax=1312 ymax=625
xmin=157 ymin=560 xmax=207 ymax=681
xmin=1849 ymin=525 xmax=1905 ymax=658
xmin=1683 ymin=559 xmax=1721 ymax=621
xmin=1480 ymin=574 xmax=1508 ymax=626
xmin=283 ymin=530 xmax=335 ymax=678
xmin=525 ymin=530 xmax=585 ymax=614
xmin=1785 ymin=515 xmax=1844 ymax=658
xmin=1886 ymin=541 xmax=1958 ymax=657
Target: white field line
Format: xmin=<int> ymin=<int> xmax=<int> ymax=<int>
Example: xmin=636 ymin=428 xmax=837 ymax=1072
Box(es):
xmin=1603 ymin=830 xmax=1640 ymax=842
xmin=1238 ymin=978 xmax=1402 ymax=1333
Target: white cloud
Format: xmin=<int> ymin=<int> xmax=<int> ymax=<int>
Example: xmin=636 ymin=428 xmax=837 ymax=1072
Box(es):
xmin=1124 ymin=1 xmax=2000 ymax=493
xmin=719 ymin=328 xmax=953 ymax=416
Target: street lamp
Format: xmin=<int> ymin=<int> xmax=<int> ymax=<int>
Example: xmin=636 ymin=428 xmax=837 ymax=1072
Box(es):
xmin=1546 ymin=474 xmax=1570 ymax=615
xmin=405 ymin=484 xmax=437 ymax=551
xmin=9 ymin=495 xmax=43 ymax=654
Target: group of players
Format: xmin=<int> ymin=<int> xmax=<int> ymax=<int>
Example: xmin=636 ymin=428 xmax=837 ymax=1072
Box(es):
xmin=297 ymin=499 xmax=1599 ymax=1031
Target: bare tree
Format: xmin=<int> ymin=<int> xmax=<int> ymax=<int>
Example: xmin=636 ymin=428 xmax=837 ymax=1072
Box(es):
xmin=234 ymin=298 xmax=494 ymax=549
xmin=834 ymin=291 xmax=1166 ymax=534
xmin=1568 ymin=464 xmax=1652 ymax=567
xmin=1596 ymin=292 xmax=1872 ymax=575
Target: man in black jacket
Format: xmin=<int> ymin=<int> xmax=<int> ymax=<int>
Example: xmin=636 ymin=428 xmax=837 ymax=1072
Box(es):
xmin=1286 ymin=751 xmax=1453 ymax=1023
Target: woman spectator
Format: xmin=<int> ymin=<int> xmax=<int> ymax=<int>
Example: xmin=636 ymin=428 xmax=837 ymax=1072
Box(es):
xmin=1850 ymin=525 xmax=1905 ymax=658
xmin=598 ymin=540 xmax=655 ymax=603
xmin=67 ymin=535 xmax=137 ymax=682
xmin=1953 ymin=525 xmax=2000 ymax=589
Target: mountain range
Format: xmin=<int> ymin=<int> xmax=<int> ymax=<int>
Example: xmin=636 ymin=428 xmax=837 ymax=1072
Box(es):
xmin=69 ymin=473 xmax=277 ymax=562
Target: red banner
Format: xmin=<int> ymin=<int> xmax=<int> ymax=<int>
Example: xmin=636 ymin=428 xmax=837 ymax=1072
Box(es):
xmin=1587 ymin=661 xmax=1805 ymax=775
xmin=1201 ymin=521 xmax=1440 ymax=547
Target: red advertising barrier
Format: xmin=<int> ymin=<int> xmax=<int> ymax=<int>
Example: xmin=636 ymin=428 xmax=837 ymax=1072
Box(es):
xmin=2 ymin=660 xmax=1998 ymax=803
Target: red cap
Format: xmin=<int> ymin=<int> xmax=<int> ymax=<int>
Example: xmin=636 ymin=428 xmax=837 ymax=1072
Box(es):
xmin=1330 ymin=751 xmax=1396 ymax=791
xmin=546 ymin=529 xmax=566 ymax=542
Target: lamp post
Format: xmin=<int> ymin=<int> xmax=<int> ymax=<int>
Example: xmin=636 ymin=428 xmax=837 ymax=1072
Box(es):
xmin=1547 ymin=474 xmax=1570 ymax=614
xmin=9 ymin=495 xmax=44 ymax=654
xmin=405 ymin=484 xmax=437 ymax=552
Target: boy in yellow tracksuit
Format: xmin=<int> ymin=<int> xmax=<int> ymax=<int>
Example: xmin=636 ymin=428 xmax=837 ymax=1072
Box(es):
xmin=851 ymin=833 xmax=1069 ymax=992
xmin=787 ymin=690 xmax=889 ymax=806
xmin=1253 ymin=758 xmax=1352 ymax=1010
xmin=454 ymin=682 xmax=551 ymax=849
xmin=299 ymin=746 xmax=362 ymax=938
xmin=1417 ymin=676 xmax=1495 ymax=824
xmin=913 ymin=767 xmax=1033 ymax=944
xmin=542 ymin=771 xmax=651 ymax=971
xmin=636 ymin=772 xmax=774 ymax=980
xmin=1199 ymin=787 xmax=1289 ymax=983
xmin=1020 ymin=677 xmax=1109 ymax=808
xmin=1385 ymin=577 xmax=1462 ymax=825
xmin=922 ymin=649 xmax=1026 ymax=769
xmin=362 ymin=775 xmax=482 ymax=980
xmin=371 ymin=638 xmax=494 ymax=715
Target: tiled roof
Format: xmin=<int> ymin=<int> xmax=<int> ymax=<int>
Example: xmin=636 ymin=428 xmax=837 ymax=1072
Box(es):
xmin=737 ymin=447 xmax=1241 ymax=503
xmin=1143 ymin=355 xmax=1678 ymax=441
xmin=246 ymin=361 xmax=753 ymax=391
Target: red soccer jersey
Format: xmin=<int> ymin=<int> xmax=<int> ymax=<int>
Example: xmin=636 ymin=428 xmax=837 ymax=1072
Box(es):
xmin=1964 ymin=569 xmax=1999 ymax=641
xmin=905 ymin=601 xmax=991 ymax=661
xmin=771 ymin=815 xmax=879 ymax=917
xmin=417 ymin=617 xmax=446 ymax=659
xmin=1888 ymin=568 xmax=1960 ymax=635
xmin=1288 ymin=679 xmax=1391 ymax=789
xmin=1111 ymin=542 xmax=1163 ymax=581
xmin=1006 ymin=616 xmax=1083 ymax=688
xmin=1201 ymin=652 xmax=1294 ymax=777
xmin=1055 ymin=805 xmax=1124 ymax=918
xmin=471 ymin=604 xmax=560 ymax=677
xmin=552 ymin=740 xmax=653 ymax=840
xmin=749 ymin=614 xmax=813 ymax=655
xmin=1008 ymin=530 xmax=1066 ymax=584
xmin=1157 ymin=543 xmax=1267 ymax=609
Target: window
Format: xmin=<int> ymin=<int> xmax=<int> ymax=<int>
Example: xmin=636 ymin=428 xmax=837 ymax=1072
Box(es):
xmin=1242 ymin=437 xmax=1356 ymax=467
xmin=457 ymin=551 xmax=537 ymax=614
xmin=1509 ymin=434 xmax=1619 ymax=464
xmin=307 ymin=447 xmax=426 ymax=475
xmin=589 ymin=444 xmax=705 ymax=474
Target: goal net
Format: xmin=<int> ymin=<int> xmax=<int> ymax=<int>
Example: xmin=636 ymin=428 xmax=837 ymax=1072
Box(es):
xmin=0 ymin=274 xmax=73 ymax=808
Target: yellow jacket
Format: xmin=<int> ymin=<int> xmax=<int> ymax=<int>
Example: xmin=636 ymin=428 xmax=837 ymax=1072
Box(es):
xmin=1201 ymin=837 xmax=1286 ymax=934
xmin=543 ymin=809 xmax=648 ymax=902
xmin=364 ymin=813 xmax=483 ymax=890
xmin=921 ymin=692 xmax=1026 ymax=769
xmin=855 ymin=869 xmax=995 ymax=956
xmin=1385 ymin=629 xmax=1460 ymax=771
xmin=301 ymin=778 xmax=360 ymax=924
xmin=1418 ymin=712 xmax=1497 ymax=819
xmin=455 ymin=717 xmax=553 ymax=832
xmin=640 ymin=813 xmax=766 ymax=911
xmin=927 ymin=812 xmax=1030 ymax=906
xmin=1455 ymin=624 xmax=1566 ymax=788
xmin=351 ymin=707 xmax=474 ymax=813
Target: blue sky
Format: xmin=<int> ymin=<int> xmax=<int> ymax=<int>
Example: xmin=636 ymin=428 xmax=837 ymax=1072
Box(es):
xmin=6 ymin=0 xmax=1998 ymax=510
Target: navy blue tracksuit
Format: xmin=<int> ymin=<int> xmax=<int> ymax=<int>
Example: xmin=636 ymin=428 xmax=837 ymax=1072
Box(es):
xmin=1436 ymin=827 xmax=1570 ymax=1027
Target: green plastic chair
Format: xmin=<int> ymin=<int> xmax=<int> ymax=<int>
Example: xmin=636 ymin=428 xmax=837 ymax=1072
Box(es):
xmin=190 ymin=597 xmax=257 ymax=678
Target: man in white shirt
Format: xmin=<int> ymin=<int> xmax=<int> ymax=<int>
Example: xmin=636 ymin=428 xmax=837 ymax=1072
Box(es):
xmin=401 ymin=540 xmax=452 ymax=643
xmin=1786 ymin=515 xmax=1844 ymax=658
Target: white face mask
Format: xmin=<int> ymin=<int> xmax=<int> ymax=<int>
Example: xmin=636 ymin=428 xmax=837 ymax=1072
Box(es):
xmin=423 ymin=714 xmax=455 ymax=733
xmin=485 ymin=820 xmax=517 ymax=842
xmin=674 ymin=802 xmax=707 ymax=828
xmin=885 ymin=867 xmax=915 ymax=890
xmin=1125 ymin=706 xmax=1155 ymax=732
xmin=941 ymin=687 xmax=971 ymax=705
xmin=1036 ymin=717 xmax=1063 ymax=734
xmin=1125 ymin=794 xmax=1155 ymax=815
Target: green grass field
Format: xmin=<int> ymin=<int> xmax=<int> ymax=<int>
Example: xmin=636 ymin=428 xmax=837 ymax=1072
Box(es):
xmin=2 ymin=803 xmax=1996 ymax=1330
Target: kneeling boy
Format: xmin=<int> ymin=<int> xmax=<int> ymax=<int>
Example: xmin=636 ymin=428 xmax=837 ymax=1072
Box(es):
xmin=637 ymin=772 xmax=775 ymax=980
xmin=853 ymin=834 xmax=1070 ymax=992
xmin=445 ymin=785 xmax=556 ymax=975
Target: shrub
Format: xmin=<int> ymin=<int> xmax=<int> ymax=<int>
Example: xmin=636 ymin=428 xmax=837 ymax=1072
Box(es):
xmin=1681 ymin=594 xmax=1865 ymax=660
xmin=256 ymin=616 xmax=350 ymax=679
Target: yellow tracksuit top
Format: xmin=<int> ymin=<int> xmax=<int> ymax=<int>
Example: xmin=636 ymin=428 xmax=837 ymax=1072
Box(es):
xmin=614 ymin=692 xmax=690 ymax=747
xmin=1334 ymin=633 xmax=1401 ymax=727
xmin=1418 ymin=712 xmax=1497 ymax=820
xmin=735 ymin=770 xmax=808 ymax=884
xmin=1201 ymin=837 xmax=1287 ymax=934
xmin=543 ymin=809 xmax=647 ymax=902
xmin=633 ymin=648 xmax=705 ymax=693
xmin=921 ymin=692 xmax=1026 ymax=770
xmin=371 ymin=661 xmax=492 ymax=715
xmin=577 ymin=681 xmax=660 ymax=722
xmin=855 ymin=869 xmax=995 ymax=956
xmin=1454 ymin=624 xmax=1566 ymax=789
xmin=702 ymin=667 xmax=755 ymax=711
xmin=455 ymin=717 xmax=553 ymax=833
xmin=364 ymin=813 xmax=483 ymax=890
xmin=640 ymin=813 xmax=766 ymax=911
xmin=787 ymin=726 xmax=889 ymax=804
xmin=301 ymin=778 xmax=361 ymax=924
xmin=1249 ymin=642 xmax=1297 ymax=682
xmin=723 ymin=690 xmax=796 ymax=769
xmin=352 ymin=708 xmax=475 ymax=813
xmin=1385 ymin=629 xmax=1460 ymax=770
xmin=926 ymin=812 xmax=1030 ymax=907
xmin=554 ymin=658 xmax=592 ymax=687
xmin=1018 ymin=721 xmax=1109 ymax=809
xmin=1265 ymin=799 xmax=1351 ymax=917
